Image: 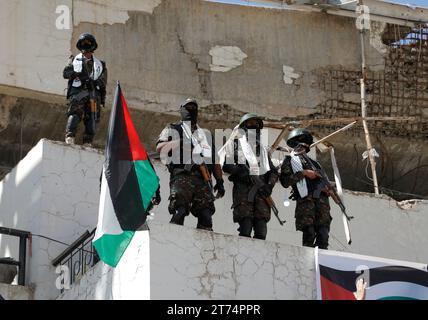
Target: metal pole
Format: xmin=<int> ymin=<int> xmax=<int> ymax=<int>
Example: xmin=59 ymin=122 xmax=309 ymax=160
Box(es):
xmin=359 ymin=1 xmax=380 ymax=195
xmin=18 ymin=236 xmax=27 ymax=286
xmin=310 ymin=121 xmax=358 ymax=149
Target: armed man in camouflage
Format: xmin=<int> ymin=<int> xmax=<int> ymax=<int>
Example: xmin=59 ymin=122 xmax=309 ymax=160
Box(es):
xmin=279 ymin=128 xmax=332 ymax=249
xmin=63 ymin=33 xmax=107 ymax=145
xmin=156 ymin=98 xmax=225 ymax=230
xmin=219 ymin=114 xmax=278 ymax=240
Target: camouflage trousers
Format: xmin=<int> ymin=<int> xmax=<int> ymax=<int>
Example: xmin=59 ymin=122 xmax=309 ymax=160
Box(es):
xmin=168 ymin=171 xmax=215 ymax=218
xmin=231 ymin=182 xmax=271 ymax=223
xmin=65 ymin=89 xmax=101 ymax=143
xmin=294 ymin=193 xmax=332 ymax=231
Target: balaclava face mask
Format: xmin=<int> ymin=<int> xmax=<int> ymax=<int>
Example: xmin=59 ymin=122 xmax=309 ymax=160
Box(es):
xmin=180 ymin=104 xmax=198 ymax=125
xmin=244 ymin=122 xmax=262 ymax=158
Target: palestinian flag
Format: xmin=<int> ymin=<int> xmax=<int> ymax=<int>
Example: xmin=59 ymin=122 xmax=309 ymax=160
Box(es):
xmin=93 ymin=82 xmax=159 ymax=267
xmin=316 ymin=249 xmax=428 ymax=300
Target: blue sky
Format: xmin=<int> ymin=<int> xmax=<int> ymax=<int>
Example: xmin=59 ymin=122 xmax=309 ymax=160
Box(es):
xmin=208 ymin=0 xmax=428 ymax=9
xmin=382 ymin=0 xmax=427 ymax=7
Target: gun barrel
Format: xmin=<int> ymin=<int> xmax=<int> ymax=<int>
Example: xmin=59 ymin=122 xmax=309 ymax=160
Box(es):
xmin=265 ymin=196 xmax=285 ymax=226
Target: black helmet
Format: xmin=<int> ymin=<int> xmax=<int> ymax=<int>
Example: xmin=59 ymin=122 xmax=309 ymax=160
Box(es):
xmin=180 ymin=98 xmax=198 ymax=109
xmin=76 ymin=33 xmax=98 ymax=53
xmin=239 ymin=113 xmax=264 ymax=129
xmin=286 ymin=128 xmax=313 ymax=148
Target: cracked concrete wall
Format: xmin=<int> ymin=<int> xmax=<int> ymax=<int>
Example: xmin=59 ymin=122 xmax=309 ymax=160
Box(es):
xmin=73 ymin=0 xmax=162 ymax=26
xmin=3 ymin=0 xmax=399 ymax=115
xmin=0 ymin=139 xmax=103 ymax=300
xmin=0 ymin=0 xmax=73 ymax=95
xmin=0 ymin=283 xmax=34 ymax=300
xmin=57 ymin=231 xmax=150 ymax=300
xmin=74 ymin=0 xmax=374 ymax=116
xmin=1 ymin=0 xmax=380 ymax=116
xmin=149 ymin=223 xmax=316 ymax=299
xmin=151 ymin=159 xmax=428 ymax=264
xmin=1 ymin=140 xmax=427 ymax=299
xmin=58 ymin=225 xmax=316 ymax=300
xmin=2 ymin=0 xmax=425 ymax=197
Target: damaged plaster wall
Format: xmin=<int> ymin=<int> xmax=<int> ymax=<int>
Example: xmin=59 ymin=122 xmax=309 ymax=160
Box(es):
xmin=0 ymin=140 xmax=103 ymax=300
xmin=71 ymin=0 xmax=375 ymax=116
xmin=209 ymin=46 xmax=248 ymax=72
xmin=0 ymin=0 xmax=73 ymax=95
xmin=58 ymin=224 xmax=316 ymax=300
xmin=73 ymin=0 xmax=162 ymax=26
xmin=0 ymin=140 xmax=427 ymax=300
xmin=0 ymin=0 xmax=426 ymax=198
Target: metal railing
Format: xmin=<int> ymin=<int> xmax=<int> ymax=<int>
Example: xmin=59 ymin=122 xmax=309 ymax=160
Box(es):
xmin=0 ymin=227 xmax=31 ymax=286
xmin=52 ymin=228 xmax=99 ymax=292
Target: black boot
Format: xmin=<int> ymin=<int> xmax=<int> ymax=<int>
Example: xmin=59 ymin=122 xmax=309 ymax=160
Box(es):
xmin=253 ymin=218 xmax=267 ymax=240
xmin=170 ymin=207 xmax=186 ymax=225
xmin=302 ymin=225 xmax=316 ymax=248
xmin=238 ymin=218 xmax=253 ymax=238
xmin=196 ymin=208 xmax=213 ymax=231
xmin=315 ymin=226 xmax=330 ymax=250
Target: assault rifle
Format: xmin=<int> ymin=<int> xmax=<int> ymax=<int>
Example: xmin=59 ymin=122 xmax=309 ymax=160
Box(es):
xmin=79 ymin=56 xmax=99 ymax=131
xmin=294 ymin=145 xmax=354 ymax=222
xmin=246 ymin=166 xmax=286 ymax=226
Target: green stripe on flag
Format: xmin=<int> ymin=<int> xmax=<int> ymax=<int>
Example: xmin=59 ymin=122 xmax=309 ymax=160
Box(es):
xmin=134 ymin=160 xmax=159 ymax=210
xmin=93 ymin=231 xmax=134 ymax=267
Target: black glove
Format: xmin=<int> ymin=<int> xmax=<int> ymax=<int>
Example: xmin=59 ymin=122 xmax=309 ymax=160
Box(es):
xmin=213 ymin=179 xmax=225 ymax=198
xmin=259 ymin=183 xmax=273 ymax=198
xmin=76 ymin=71 xmax=90 ymax=83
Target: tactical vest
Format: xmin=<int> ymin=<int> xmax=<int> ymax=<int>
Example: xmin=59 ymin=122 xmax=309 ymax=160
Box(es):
xmin=166 ymin=122 xmax=214 ymax=175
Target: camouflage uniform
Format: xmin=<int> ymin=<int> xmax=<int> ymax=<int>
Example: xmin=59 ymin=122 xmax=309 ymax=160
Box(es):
xmin=231 ymin=180 xmax=271 ymax=223
xmin=63 ymin=56 xmax=107 ymax=144
xmin=223 ymin=140 xmax=278 ymax=240
xmin=157 ymin=122 xmax=217 ymax=230
xmin=280 ymin=155 xmax=332 ymax=249
xmin=169 ymin=170 xmax=215 ymax=218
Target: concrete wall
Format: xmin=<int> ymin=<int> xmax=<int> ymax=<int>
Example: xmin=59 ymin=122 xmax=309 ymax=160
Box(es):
xmin=0 ymin=283 xmax=34 ymax=300
xmin=0 ymin=0 xmax=73 ymax=95
xmin=0 ymin=139 xmax=103 ymax=300
xmin=0 ymin=0 xmax=381 ymax=114
xmin=57 ymin=231 xmax=150 ymax=300
xmin=74 ymin=0 xmax=375 ymax=116
xmin=151 ymin=161 xmax=428 ymax=264
xmin=0 ymin=0 xmax=426 ymax=197
xmin=1 ymin=139 xmax=427 ymax=299
xmin=58 ymin=224 xmax=316 ymax=300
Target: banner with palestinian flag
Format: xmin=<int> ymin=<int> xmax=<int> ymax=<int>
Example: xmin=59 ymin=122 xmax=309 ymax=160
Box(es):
xmin=93 ymin=82 xmax=159 ymax=267
xmin=315 ymin=248 xmax=428 ymax=300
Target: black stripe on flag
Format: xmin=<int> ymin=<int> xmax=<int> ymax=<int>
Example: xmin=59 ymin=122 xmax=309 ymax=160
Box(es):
xmin=320 ymin=264 xmax=428 ymax=292
xmin=103 ymin=84 xmax=145 ymax=230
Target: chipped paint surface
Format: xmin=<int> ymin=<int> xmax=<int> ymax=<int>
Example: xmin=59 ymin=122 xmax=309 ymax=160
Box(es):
xmin=283 ymin=65 xmax=300 ymax=84
xmin=369 ymin=21 xmax=388 ymax=56
xmin=209 ymin=46 xmax=248 ymax=72
xmin=58 ymin=223 xmax=316 ymax=300
xmin=0 ymin=0 xmax=73 ymax=95
xmin=73 ymin=0 xmax=162 ymax=26
xmin=0 ymin=140 xmax=103 ymax=300
xmin=58 ymin=231 xmax=150 ymax=300
xmin=0 ymin=283 xmax=33 ymax=300
xmin=1 ymin=140 xmax=428 ymax=299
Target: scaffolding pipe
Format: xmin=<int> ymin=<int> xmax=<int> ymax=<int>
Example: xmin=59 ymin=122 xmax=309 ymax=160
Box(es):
xmin=359 ymin=0 xmax=380 ymax=195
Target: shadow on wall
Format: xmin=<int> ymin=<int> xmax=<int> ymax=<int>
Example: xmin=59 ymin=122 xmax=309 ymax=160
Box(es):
xmin=0 ymin=145 xmax=43 ymax=263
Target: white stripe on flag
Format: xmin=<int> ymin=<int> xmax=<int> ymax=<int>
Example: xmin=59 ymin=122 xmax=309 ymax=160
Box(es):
xmin=94 ymin=167 xmax=124 ymax=242
xmin=365 ymin=281 xmax=428 ymax=300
